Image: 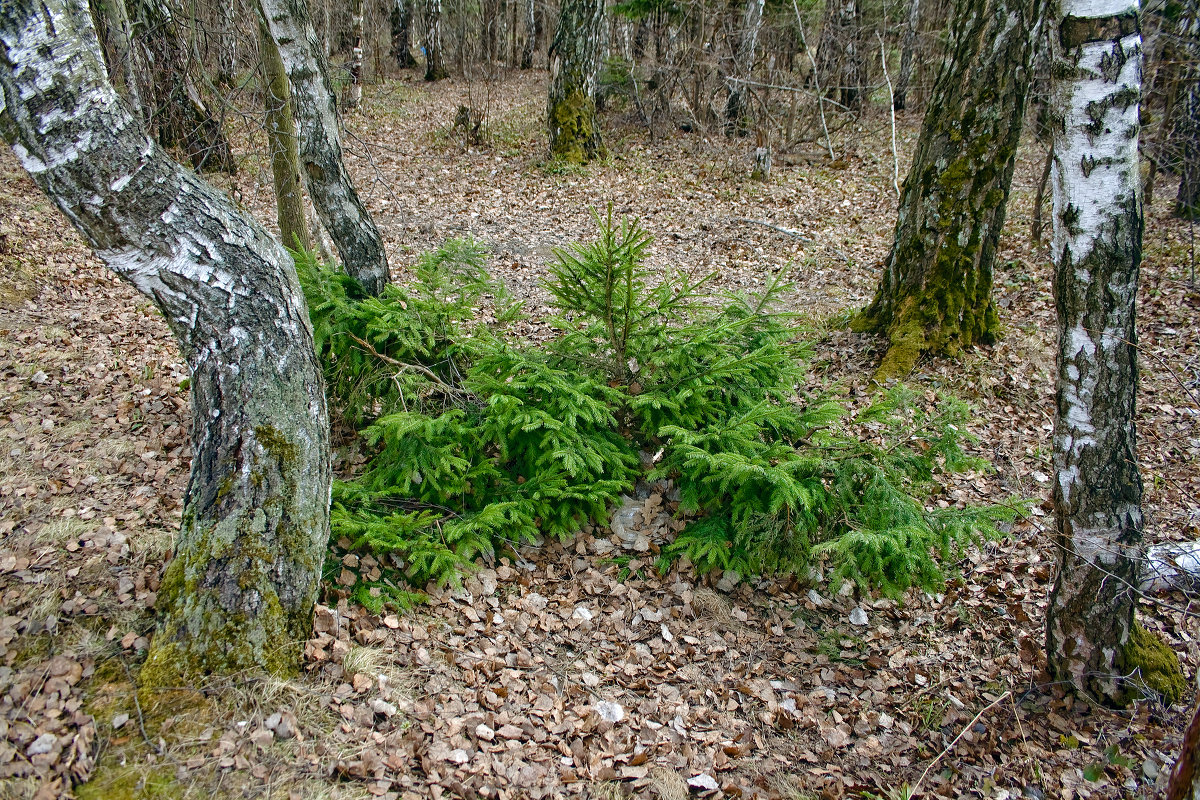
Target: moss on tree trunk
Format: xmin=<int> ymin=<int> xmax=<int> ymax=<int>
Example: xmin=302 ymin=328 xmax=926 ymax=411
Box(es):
xmin=548 ymin=0 xmax=605 ymax=162
xmin=852 ymin=0 xmax=1044 ymax=379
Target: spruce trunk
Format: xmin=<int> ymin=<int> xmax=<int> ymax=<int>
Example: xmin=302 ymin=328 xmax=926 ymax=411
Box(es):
xmin=259 ymin=16 xmax=312 ymax=250
xmin=0 ymin=0 xmax=331 ymax=681
xmin=852 ymin=0 xmax=1043 ymax=378
xmin=1044 ymin=0 xmax=1158 ymax=706
xmin=257 ymin=0 xmax=390 ymax=295
xmin=548 ymin=0 xmax=605 ymax=162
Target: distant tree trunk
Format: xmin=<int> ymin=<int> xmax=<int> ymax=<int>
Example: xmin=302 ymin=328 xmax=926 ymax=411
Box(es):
xmin=258 ymin=15 xmax=311 ymax=250
xmin=521 ymin=0 xmax=536 ymax=68
xmin=1043 ymin=0 xmax=1181 ymax=707
xmin=218 ymin=0 xmax=237 ymax=82
xmin=893 ymin=0 xmax=920 ymax=110
xmin=0 ymin=0 xmax=330 ymax=681
xmin=424 ymin=0 xmax=449 ymax=80
xmin=815 ymin=0 xmax=863 ymax=109
xmin=346 ymin=0 xmax=364 ymax=110
xmin=852 ymin=0 xmax=1044 ymax=378
xmin=257 ymin=0 xmax=391 ymax=295
xmin=548 ymin=0 xmax=605 ymax=162
xmin=390 ymin=0 xmax=418 ymax=68
xmin=127 ymin=0 xmax=237 ymax=173
xmin=724 ymin=0 xmax=765 ymax=135
xmin=88 ymin=0 xmax=145 ymax=118
xmin=1173 ymin=1 xmax=1199 ymax=218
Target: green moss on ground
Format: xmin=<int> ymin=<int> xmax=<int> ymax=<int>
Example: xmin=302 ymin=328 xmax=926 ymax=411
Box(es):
xmin=75 ymin=766 xmax=181 ymax=800
xmin=1119 ymin=622 xmax=1186 ymax=706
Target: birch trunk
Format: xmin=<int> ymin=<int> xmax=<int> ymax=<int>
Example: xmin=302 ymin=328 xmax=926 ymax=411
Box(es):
xmin=257 ymin=0 xmax=390 ymax=295
xmin=88 ymin=0 xmax=145 ymax=118
xmin=521 ymin=0 xmax=536 ymax=68
xmin=259 ymin=15 xmax=311 ymax=250
xmin=390 ymin=0 xmax=418 ymax=68
xmin=852 ymin=0 xmax=1045 ymax=378
xmin=1044 ymin=0 xmax=1149 ymax=705
xmin=1173 ymin=1 xmax=1199 ymax=218
xmin=0 ymin=0 xmax=331 ymax=681
xmin=424 ymin=0 xmax=449 ymax=80
xmin=893 ymin=0 xmax=920 ymax=110
xmin=346 ymin=0 xmax=364 ymax=111
xmin=724 ymin=0 xmax=765 ymax=135
xmin=548 ymin=0 xmax=605 ymax=162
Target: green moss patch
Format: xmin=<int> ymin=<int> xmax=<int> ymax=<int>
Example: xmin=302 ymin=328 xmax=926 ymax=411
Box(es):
xmin=1119 ymin=622 xmax=1186 ymax=706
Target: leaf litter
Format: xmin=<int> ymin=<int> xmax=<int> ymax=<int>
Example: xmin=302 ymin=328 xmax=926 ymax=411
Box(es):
xmin=0 ymin=70 xmax=1198 ymax=798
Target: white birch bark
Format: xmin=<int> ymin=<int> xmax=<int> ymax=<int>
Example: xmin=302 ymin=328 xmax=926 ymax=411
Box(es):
xmin=257 ymin=0 xmax=390 ymax=295
xmin=0 ymin=0 xmax=331 ymax=680
xmin=1045 ymin=0 xmax=1147 ymax=705
xmin=724 ymin=0 xmax=765 ymax=133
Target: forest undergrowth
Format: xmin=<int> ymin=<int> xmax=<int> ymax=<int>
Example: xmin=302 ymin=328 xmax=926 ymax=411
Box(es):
xmin=0 ymin=71 xmax=1198 ymax=800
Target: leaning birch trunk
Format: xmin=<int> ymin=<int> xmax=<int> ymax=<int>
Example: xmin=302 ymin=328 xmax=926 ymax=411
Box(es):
xmin=724 ymin=0 xmax=765 ymax=135
xmin=852 ymin=0 xmax=1044 ymax=379
xmin=521 ymin=0 xmax=536 ymax=68
xmin=892 ymin=0 xmax=920 ymax=110
xmin=257 ymin=0 xmax=390 ymax=295
xmin=1045 ymin=0 xmax=1182 ymax=706
xmin=423 ymin=0 xmax=449 ymax=80
xmin=88 ymin=0 xmax=145 ymax=119
xmin=259 ymin=15 xmax=311 ymax=250
xmin=548 ymin=0 xmax=605 ymax=162
xmin=346 ymin=0 xmax=364 ymax=111
xmin=0 ymin=0 xmax=331 ymax=681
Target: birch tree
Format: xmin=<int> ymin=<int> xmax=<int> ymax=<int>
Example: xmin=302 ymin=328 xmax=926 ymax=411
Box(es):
xmin=852 ymin=0 xmax=1045 ymax=378
xmin=424 ymin=0 xmax=449 ymax=80
xmin=0 ymin=0 xmax=331 ymax=681
xmin=521 ymin=0 xmax=536 ymax=68
xmin=1045 ymin=0 xmax=1183 ymax=705
xmin=390 ymin=0 xmax=418 ymax=68
xmin=259 ymin=14 xmax=311 ymax=249
xmin=88 ymin=0 xmax=145 ymax=117
xmin=1173 ymin=0 xmax=1199 ymax=217
xmin=257 ymin=0 xmax=390 ymax=295
xmin=724 ymin=0 xmax=765 ymax=135
xmin=346 ymin=0 xmax=364 ymax=111
xmin=548 ymin=0 xmax=605 ymax=162
xmin=892 ymin=0 xmax=920 ymax=110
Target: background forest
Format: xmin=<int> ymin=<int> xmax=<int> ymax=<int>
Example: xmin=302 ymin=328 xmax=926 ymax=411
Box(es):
xmin=0 ymin=0 xmax=1199 ymax=798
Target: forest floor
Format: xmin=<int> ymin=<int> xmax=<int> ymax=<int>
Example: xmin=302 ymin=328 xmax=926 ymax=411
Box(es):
xmin=1 ymin=70 xmax=1199 ymax=800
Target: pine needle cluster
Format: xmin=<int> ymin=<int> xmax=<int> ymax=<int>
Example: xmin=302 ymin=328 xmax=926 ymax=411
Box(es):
xmin=297 ymin=211 xmax=1014 ymax=606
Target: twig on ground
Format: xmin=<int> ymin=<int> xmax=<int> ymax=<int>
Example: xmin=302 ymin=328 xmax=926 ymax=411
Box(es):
xmin=910 ymin=691 xmax=1011 ymax=797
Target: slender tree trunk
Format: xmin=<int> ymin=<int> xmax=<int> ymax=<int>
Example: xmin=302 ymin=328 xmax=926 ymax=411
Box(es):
xmin=815 ymin=0 xmax=862 ymax=109
xmin=257 ymin=0 xmax=390 ymax=295
xmin=390 ymin=0 xmax=418 ymax=68
xmin=521 ymin=0 xmax=536 ymax=68
xmin=852 ymin=0 xmax=1044 ymax=378
xmin=89 ymin=0 xmax=146 ymax=118
xmin=548 ymin=0 xmax=605 ymax=162
xmin=219 ymin=0 xmax=237 ymax=82
xmin=127 ymin=0 xmax=237 ymax=173
xmin=0 ymin=0 xmax=330 ymax=681
xmin=346 ymin=0 xmax=364 ymax=110
xmin=1044 ymin=0 xmax=1157 ymax=706
xmin=1173 ymin=1 xmax=1199 ymax=218
xmin=424 ymin=0 xmax=449 ymax=80
xmin=259 ymin=16 xmax=311 ymax=250
xmin=893 ymin=0 xmax=920 ymax=110
xmin=724 ymin=0 xmax=765 ymax=135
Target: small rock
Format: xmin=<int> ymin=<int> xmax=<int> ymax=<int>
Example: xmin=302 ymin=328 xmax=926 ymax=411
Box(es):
xmin=849 ymin=606 xmax=869 ymax=626
xmin=807 ymin=589 xmax=825 ymax=606
xmin=595 ymin=701 xmax=624 ymax=723
xmin=687 ymin=773 xmax=720 ymax=792
xmin=1143 ymin=759 xmax=1160 ymax=780
xmin=26 ymin=733 xmax=56 ymax=757
xmin=30 ymin=371 xmax=47 ymax=385
xmin=475 ymin=723 xmax=496 ymax=742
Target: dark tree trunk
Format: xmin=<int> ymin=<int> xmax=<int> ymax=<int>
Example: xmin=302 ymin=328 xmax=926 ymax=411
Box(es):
xmin=1173 ymin=1 xmax=1199 ymax=218
xmin=424 ymin=0 xmax=449 ymax=80
xmin=852 ymin=0 xmax=1044 ymax=378
xmin=1044 ymin=0 xmax=1179 ymax=707
xmin=893 ymin=0 xmax=920 ymax=110
xmin=126 ymin=0 xmax=237 ymax=173
xmin=814 ymin=0 xmax=863 ymax=110
xmin=0 ymin=0 xmax=331 ymax=681
xmin=548 ymin=0 xmax=605 ymax=162
xmin=257 ymin=0 xmax=391 ymax=295
xmin=258 ymin=15 xmax=311 ymax=250
xmin=390 ymin=0 xmax=418 ymax=68
xmin=88 ymin=0 xmax=145 ymax=118
xmin=724 ymin=0 xmax=764 ymax=135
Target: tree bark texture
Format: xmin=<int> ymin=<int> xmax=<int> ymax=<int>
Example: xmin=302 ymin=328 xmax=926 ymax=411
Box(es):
xmin=346 ymin=0 xmax=364 ymax=111
xmin=852 ymin=0 xmax=1044 ymax=378
xmin=1172 ymin=1 xmax=1199 ymax=217
xmin=1168 ymin=697 xmax=1200 ymax=800
xmin=0 ymin=0 xmax=331 ymax=681
xmin=126 ymin=0 xmax=237 ymax=173
xmin=88 ymin=0 xmax=145 ymax=118
xmin=724 ymin=0 xmax=765 ymax=135
xmin=893 ymin=0 xmax=921 ymax=110
xmin=257 ymin=0 xmax=390 ymax=295
xmin=521 ymin=0 xmax=536 ymax=68
xmin=548 ymin=0 xmax=605 ymax=162
xmin=423 ymin=0 xmax=449 ymax=80
xmin=390 ymin=0 xmax=418 ymax=68
xmin=815 ymin=0 xmax=863 ymax=109
xmin=1045 ymin=0 xmax=1146 ymax=706
xmin=258 ymin=15 xmax=311 ymax=250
